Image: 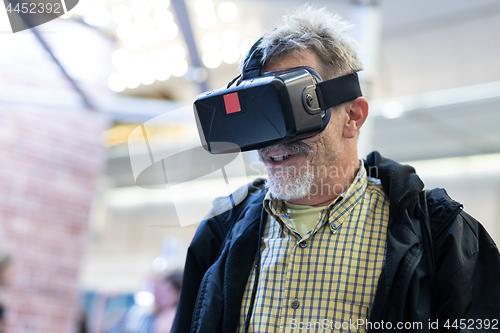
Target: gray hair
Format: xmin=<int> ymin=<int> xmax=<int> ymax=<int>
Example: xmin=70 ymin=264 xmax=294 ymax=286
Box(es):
xmin=253 ymin=5 xmax=363 ymax=80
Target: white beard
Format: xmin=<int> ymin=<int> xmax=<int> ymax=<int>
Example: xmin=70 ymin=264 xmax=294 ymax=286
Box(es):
xmin=259 ymin=140 xmax=341 ymax=202
xmin=265 ymin=165 xmax=315 ymax=201
xmin=258 ymin=142 xmax=315 ymax=201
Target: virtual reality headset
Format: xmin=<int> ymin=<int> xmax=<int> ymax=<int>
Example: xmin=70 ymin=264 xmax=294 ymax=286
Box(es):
xmin=193 ymin=40 xmax=363 ymax=154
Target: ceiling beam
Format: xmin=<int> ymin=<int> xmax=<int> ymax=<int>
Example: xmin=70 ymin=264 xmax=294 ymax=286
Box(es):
xmin=170 ymin=0 xmax=210 ymax=92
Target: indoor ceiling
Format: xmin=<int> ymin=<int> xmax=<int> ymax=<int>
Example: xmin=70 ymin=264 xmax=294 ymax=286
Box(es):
xmin=63 ymin=0 xmax=500 ymax=104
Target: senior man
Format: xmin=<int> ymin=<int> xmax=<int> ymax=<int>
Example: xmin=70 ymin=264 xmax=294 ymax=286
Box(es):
xmin=172 ymin=6 xmax=500 ymax=333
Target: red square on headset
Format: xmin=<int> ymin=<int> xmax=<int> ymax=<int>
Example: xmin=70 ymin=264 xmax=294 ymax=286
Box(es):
xmin=223 ymin=92 xmax=241 ymax=114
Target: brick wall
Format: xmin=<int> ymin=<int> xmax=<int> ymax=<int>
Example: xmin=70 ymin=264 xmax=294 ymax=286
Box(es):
xmin=0 ymin=17 xmax=113 ymax=333
xmin=0 ymin=106 xmax=109 ymax=333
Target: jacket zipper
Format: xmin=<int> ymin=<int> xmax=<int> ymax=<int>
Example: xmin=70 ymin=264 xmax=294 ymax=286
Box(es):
xmin=399 ymin=248 xmax=424 ymax=328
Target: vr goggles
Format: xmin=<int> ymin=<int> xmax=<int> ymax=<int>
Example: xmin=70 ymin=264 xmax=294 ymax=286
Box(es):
xmin=193 ymin=41 xmax=363 ymax=154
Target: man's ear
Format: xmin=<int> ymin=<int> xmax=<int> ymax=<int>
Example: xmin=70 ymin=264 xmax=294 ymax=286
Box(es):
xmin=343 ymin=97 xmax=369 ymax=139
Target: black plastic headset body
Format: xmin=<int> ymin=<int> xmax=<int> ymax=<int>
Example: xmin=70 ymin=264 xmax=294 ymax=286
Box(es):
xmin=193 ymin=40 xmax=362 ymax=154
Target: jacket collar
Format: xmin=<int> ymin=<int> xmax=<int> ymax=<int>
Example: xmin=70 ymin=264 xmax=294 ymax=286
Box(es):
xmin=425 ymin=188 xmax=463 ymax=240
xmin=364 ymin=151 xmax=424 ymax=224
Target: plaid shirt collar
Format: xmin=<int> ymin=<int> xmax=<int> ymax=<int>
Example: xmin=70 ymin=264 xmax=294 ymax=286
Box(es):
xmin=263 ymin=160 xmax=368 ymax=231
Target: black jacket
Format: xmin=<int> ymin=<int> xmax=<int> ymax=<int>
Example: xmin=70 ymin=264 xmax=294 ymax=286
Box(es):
xmin=172 ymin=152 xmax=500 ymax=332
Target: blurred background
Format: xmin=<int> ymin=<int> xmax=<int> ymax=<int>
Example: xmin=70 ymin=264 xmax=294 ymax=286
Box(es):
xmin=0 ymin=0 xmax=499 ymax=331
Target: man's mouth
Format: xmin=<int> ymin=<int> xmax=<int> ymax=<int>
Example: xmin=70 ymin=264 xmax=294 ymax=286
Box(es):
xmin=270 ymin=154 xmax=292 ymax=162
xmin=258 ymin=142 xmax=312 ymax=164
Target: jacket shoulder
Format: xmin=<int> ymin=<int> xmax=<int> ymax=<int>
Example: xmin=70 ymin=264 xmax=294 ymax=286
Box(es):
xmin=425 ymin=188 xmax=463 ymax=240
xmin=425 ymin=187 xmax=496 ymax=247
xmin=425 ymin=188 xmax=500 ymax=321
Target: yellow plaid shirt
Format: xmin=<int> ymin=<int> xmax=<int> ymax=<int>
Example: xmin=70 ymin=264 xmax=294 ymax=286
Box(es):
xmin=237 ymin=162 xmax=389 ymax=332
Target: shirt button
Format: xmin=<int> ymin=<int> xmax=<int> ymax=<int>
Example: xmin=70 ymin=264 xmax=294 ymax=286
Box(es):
xmin=299 ymin=241 xmax=307 ymax=248
xmin=291 ymin=299 xmax=300 ymax=309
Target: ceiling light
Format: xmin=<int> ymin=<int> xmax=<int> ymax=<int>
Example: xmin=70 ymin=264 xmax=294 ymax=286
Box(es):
xmin=123 ymin=35 xmax=143 ymax=51
xmin=108 ymin=73 xmax=126 ymax=92
xmin=201 ymin=34 xmax=220 ymax=52
xmin=112 ymin=4 xmax=132 ymax=24
xmin=154 ymin=10 xmax=174 ymax=27
xmin=130 ymin=0 xmax=150 ymax=17
xmin=124 ymin=72 xmax=141 ymax=89
xmin=112 ymin=49 xmax=132 ymax=69
xmin=133 ymin=53 xmax=150 ymax=66
xmin=155 ymin=68 xmax=171 ymax=81
xmin=218 ymin=1 xmax=237 ymax=22
xmin=83 ymin=7 xmax=111 ymax=27
xmin=194 ymin=0 xmax=214 ymax=14
xmin=129 ymin=54 xmax=156 ymax=85
xmin=166 ymin=44 xmax=186 ymax=60
xmin=221 ymin=45 xmax=240 ymax=64
xmin=151 ymin=50 xmax=172 ymax=81
xmin=197 ymin=12 xmax=216 ymax=29
xmin=135 ymin=16 xmax=155 ymax=34
xmin=170 ymin=59 xmax=188 ymax=77
xmin=141 ymin=72 xmax=156 ymax=85
xmin=116 ymin=22 xmax=136 ymax=40
xmin=203 ymin=51 xmax=222 ymax=69
xmin=151 ymin=49 xmax=168 ymax=64
xmin=150 ymin=0 xmax=170 ymax=11
xmin=141 ymin=28 xmax=160 ymax=46
xmin=159 ymin=22 xmax=178 ymax=40
xmin=154 ymin=61 xmax=172 ymax=81
xmin=220 ymin=29 xmax=239 ymax=46
xmin=90 ymin=0 xmax=107 ymax=7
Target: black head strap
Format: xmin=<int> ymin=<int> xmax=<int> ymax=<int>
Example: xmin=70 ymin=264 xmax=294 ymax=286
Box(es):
xmin=226 ymin=37 xmax=264 ymax=88
xmin=316 ymin=73 xmax=362 ymax=110
xmin=237 ymin=36 xmax=265 ymax=84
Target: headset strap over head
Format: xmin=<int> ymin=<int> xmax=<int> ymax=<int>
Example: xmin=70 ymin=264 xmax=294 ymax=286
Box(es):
xmin=240 ymin=37 xmax=265 ymax=81
xmin=228 ymin=35 xmax=362 ymax=134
